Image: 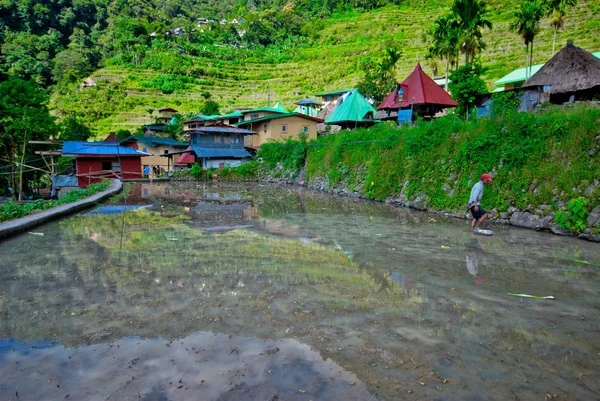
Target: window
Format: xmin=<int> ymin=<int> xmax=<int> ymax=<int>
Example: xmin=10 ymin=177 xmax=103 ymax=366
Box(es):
xmin=142 ymin=147 xmax=147 ymax=153
xmin=250 ymin=114 xmax=259 ymax=120
xmin=101 ymin=161 xmax=111 ymax=171
xmin=303 ymin=126 xmax=309 ymax=134
xmin=164 ymin=149 xmax=169 ymax=154
xmin=111 ymin=162 xmax=121 ymax=171
xmin=263 ymin=124 xmax=267 ymax=133
xmin=282 ymin=124 xmax=287 ymax=132
xmin=214 ymin=134 xmax=220 ymax=144
xmin=225 ymin=136 xmax=231 ymax=144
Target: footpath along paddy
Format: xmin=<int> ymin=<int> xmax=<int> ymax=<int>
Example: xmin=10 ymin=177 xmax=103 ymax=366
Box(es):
xmin=0 ymin=182 xmax=599 ymax=401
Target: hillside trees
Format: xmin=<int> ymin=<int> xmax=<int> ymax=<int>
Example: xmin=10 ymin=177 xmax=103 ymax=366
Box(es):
xmin=544 ymin=0 xmax=577 ymax=55
xmin=448 ymin=62 xmax=487 ymax=118
xmin=429 ymin=15 xmax=460 ymax=91
xmin=357 ymin=46 xmax=402 ymax=103
xmin=0 ymin=78 xmax=58 ymax=199
xmin=511 ymin=0 xmax=544 ymax=80
xmin=451 ymin=0 xmax=493 ymax=65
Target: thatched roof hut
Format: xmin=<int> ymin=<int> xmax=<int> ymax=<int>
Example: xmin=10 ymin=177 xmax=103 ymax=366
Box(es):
xmin=523 ymin=41 xmax=600 ymax=97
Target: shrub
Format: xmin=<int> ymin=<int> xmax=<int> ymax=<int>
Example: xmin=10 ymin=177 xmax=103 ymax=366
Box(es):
xmin=555 ymin=198 xmax=590 ymax=233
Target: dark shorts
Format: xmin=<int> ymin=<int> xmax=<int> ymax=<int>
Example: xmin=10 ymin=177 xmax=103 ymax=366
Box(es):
xmin=470 ymin=207 xmax=487 ymax=219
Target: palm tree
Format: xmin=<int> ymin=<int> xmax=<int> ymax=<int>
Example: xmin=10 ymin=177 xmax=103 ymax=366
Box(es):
xmin=511 ymin=0 xmax=544 ymax=79
xmin=451 ymin=0 xmax=493 ymax=65
xmin=544 ymin=0 xmax=577 ymax=55
xmin=430 ymin=15 xmax=460 ymax=91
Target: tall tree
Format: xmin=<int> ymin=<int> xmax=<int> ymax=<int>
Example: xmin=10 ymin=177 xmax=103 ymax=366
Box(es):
xmin=448 ymin=62 xmax=487 ymax=118
xmin=544 ymin=0 xmax=577 ymax=55
xmin=0 ymin=78 xmax=58 ymax=199
xmin=511 ymin=0 xmax=544 ymax=80
xmin=357 ymin=46 xmax=402 ymax=103
xmin=430 ymin=15 xmax=460 ymax=91
xmin=451 ymin=0 xmax=493 ymax=65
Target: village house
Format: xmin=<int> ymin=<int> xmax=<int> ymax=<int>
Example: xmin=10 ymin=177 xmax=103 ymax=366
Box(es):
xmin=520 ymin=41 xmax=600 ymax=110
xmin=167 ymin=125 xmax=256 ymax=169
xmin=325 ymin=90 xmax=380 ymax=129
xmin=142 ymin=123 xmax=168 ymax=136
xmin=61 ymin=137 xmax=148 ymax=187
xmin=155 ymin=107 xmax=178 ymax=124
xmin=235 ymin=106 xmax=321 ymax=148
xmin=314 ymin=89 xmax=353 ymax=109
xmin=293 ymin=98 xmax=323 ymax=117
xmin=377 ymin=63 xmax=457 ymax=122
xmin=494 ymin=51 xmax=600 ymax=92
xmin=120 ymin=136 xmax=188 ymax=178
xmin=181 ymin=111 xmax=244 ymax=131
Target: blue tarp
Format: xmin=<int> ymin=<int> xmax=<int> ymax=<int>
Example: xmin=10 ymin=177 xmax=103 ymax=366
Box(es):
xmin=397 ymin=109 xmax=413 ymax=124
xmin=190 ymin=145 xmax=251 ymax=158
xmin=477 ymin=98 xmax=493 ymax=118
xmin=62 ymin=142 xmax=149 ymax=156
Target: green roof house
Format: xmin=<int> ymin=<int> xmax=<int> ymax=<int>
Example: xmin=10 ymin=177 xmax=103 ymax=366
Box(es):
xmin=324 ymin=90 xmax=380 ymax=129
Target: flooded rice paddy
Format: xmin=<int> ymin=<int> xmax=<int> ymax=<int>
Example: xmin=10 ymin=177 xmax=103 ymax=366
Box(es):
xmin=0 ymin=182 xmax=599 ymax=401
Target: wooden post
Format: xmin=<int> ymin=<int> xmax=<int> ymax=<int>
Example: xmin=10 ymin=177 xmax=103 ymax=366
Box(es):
xmin=18 ymin=133 xmax=27 ymax=201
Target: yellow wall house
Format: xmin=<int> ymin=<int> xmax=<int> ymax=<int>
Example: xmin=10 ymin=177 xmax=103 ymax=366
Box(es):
xmin=236 ymin=108 xmax=322 ymax=148
xmin=120 ymin=136 xmax=188 ymax=178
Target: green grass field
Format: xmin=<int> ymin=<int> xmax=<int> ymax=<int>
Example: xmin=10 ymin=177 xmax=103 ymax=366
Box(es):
xmin=50 ymin=0 xmax=600 ymax=136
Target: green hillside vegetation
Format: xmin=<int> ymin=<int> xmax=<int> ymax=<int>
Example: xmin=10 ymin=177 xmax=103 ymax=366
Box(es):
xmin=47 ymin=1 xmax=600 ymax=134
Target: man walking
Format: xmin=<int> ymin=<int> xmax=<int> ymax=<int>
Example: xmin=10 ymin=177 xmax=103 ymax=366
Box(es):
xmin=468 ymin=173 xmax=492 ymax=232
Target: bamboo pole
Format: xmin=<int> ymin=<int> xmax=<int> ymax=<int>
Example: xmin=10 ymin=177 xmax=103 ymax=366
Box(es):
xmin=18 ymin=134 xmax=27 ymax=201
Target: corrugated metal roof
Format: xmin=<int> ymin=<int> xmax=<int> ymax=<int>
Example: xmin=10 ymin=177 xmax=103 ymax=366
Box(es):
xmin=237 ymin=112 xmax=322 ymax=126
xmin=242 ymin=106 xmax=289 ymax=114
xmin=176 ymin=148 xmax=196 ymax=164
xmin=314 ymin=89 xmax=353 ymax=97
xmin=326 ymin=90 xmax=379 ymax=124
xmin=62 ymin=142 xmax=150 ymax=156
xmin=142 ymin=124 xmax=168 ymax=131
xmin=120 ymin=136 xmax=188 ymax=148
xmin=378 ymin=63 xmax=457 ymax=110
xmin=494 ymin=64 xmax=544 ymax=86
xmin=188 ymin=125 xmax=256 ymax=135
xmin=190 ymin=145 xmax=251 ymax=158
xmin=294 ymin=98 xmax=323 ymax=106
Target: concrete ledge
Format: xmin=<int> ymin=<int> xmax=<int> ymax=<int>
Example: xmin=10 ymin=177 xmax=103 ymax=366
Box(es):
xmin=0 ymin=179 xmax=122 ymax=240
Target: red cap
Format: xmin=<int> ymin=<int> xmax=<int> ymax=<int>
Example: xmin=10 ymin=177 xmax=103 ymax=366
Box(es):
xmin=481 ymin=174 xmax=492 ymax=181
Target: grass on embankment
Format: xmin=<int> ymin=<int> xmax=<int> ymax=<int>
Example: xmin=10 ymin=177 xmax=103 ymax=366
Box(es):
xmin=0 ymin=181 xmax=110 ymax=223
xmin=50 ymin=0 xmax=600 ymax=136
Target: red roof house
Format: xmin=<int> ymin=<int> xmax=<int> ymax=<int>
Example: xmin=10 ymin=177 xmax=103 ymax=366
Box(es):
xmin=377 ymin=63 xmax=457 ymax=121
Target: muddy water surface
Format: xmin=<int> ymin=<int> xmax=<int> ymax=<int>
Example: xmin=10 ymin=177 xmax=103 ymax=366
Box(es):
xmin=0 ymin=182 xmax=599 ymax=400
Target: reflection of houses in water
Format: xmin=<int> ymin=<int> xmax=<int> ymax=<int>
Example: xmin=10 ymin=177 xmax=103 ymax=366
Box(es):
xmin=191 ymin=203 xmax=258 ymax=223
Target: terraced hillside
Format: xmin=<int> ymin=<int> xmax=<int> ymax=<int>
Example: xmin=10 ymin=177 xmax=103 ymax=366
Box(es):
xmin=50 ymin=1 xmax=600 ymax=135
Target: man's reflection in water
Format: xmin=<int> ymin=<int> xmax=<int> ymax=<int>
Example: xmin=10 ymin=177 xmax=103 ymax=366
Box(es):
xmin=391 ymin=272 xmax=414 ymax=295
xmin=465 ymin=235 xmax=486 ymax=285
